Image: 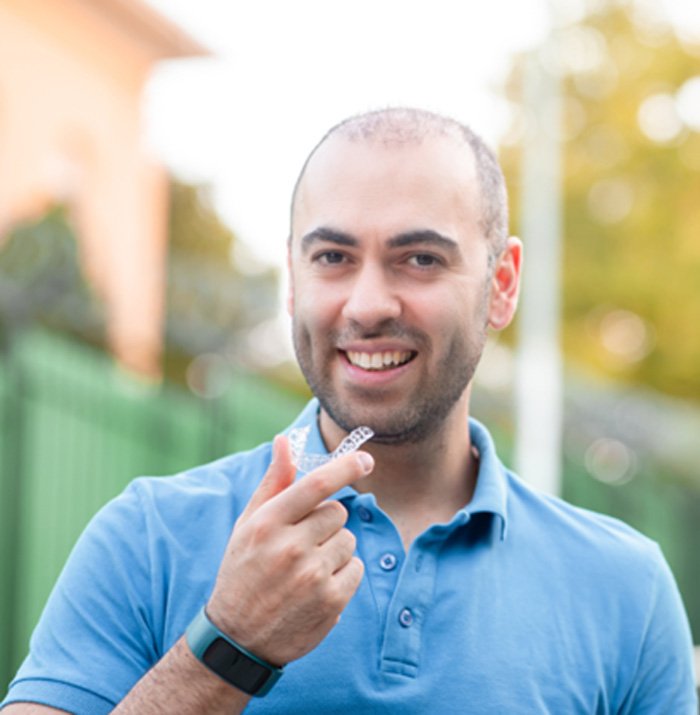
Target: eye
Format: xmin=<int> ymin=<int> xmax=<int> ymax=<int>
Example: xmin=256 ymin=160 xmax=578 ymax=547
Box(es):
xmin=314 ymin=250 xmax=346 ymax=266
xmin=408 ymin=253 xmax=443 ymax=268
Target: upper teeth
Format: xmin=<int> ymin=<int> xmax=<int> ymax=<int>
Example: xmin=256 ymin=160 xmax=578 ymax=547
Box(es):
xmin=346 ymin=350 xmax=413 ymax=370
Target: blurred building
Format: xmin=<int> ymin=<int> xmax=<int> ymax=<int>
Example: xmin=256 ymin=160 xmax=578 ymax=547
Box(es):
xmin=0 ymin=0 xmax=207 ymax=374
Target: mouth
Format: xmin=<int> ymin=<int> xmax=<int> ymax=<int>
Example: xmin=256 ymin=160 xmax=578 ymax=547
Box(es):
xmin=342 ymin=349 xmax=416 ymax=371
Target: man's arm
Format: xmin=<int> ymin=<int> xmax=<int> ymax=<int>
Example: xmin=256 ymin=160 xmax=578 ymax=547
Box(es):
xmin=5 ymin=434 xmax=367 ymax=715
xmin=112 ymin=638 xmax=252 ymax=714
xmin=110 ymin=436 xmax=371 ymax=713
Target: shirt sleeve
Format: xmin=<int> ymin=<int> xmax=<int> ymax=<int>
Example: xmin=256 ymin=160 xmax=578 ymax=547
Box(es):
xmin=618 ymin=544 xmax=698 ymax=714
xmin=2 ymin=481 xmax=158 ymax=714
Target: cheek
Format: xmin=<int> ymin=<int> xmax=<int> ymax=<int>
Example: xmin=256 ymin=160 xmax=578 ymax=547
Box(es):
xmin=414 ymin=286 xmax=474 ymax=324
xmin=293 ymin=290 xmax=337 ymax=331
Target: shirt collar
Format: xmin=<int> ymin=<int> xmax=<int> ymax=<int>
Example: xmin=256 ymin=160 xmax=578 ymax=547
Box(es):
xmin=464 ymin=417 xmax=509 ymax=541
xmin=284 ymin=399 xmax=509 ymax=540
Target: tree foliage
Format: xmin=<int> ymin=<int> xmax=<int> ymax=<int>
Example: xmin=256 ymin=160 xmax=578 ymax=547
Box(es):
xmin=500 ymin=0 xmax=700 ymax=400
xmin=164 ymin=180 xmax=279 ymax=382
xmin=0 ymin=207 xmax=104 ymax=349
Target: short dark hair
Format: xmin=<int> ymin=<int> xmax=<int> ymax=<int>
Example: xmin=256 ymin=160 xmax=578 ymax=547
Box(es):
xmin=289 ymin=107 xmax=509 ymax=259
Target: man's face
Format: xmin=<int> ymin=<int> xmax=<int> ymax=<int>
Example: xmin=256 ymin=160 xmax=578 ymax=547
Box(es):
xmin=288 ymin=134 xmax=500 ymax=444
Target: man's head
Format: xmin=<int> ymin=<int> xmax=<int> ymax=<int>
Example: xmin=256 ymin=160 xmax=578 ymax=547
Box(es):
xmin=290 ymin=107 xmax=510 ymax=264
xmin=287 ymin=108 xmax=521 ymax=444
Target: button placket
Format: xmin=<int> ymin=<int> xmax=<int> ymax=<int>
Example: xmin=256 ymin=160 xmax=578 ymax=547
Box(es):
xmin=351 ymin=496 xmax=405 ymax=626
xmin=379 ymin=543 xmax=438 ymax=678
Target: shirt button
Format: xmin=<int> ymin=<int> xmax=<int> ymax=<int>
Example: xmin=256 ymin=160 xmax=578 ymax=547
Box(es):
xmin=357 ymin=506 xmax=373 ymax=522
xmin=379 ymin=553 xmax=397 ymax=571
xmin=398 ymin=608 xmax=414 ymax=628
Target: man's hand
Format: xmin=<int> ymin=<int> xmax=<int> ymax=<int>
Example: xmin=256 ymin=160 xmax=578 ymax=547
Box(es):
xmin=206 ymin=435 xmax=374 ymax=666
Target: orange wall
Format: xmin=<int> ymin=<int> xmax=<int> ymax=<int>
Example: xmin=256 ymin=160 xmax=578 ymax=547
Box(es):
xmin=0 ymin=0 xmax=188 ymax=375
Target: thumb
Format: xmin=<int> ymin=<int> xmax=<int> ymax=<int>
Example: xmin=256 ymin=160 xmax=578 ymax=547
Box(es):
xmin=241 ymin=434 xmax=296 ymax=519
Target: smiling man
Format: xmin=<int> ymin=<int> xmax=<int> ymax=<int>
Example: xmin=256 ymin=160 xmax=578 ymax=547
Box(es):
xmin=2 ymin=108 xmax=697 ymax=714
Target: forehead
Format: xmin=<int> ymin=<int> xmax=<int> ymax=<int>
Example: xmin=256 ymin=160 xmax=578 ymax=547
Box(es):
xmin=291 ymin=134 xmax=482 ymax=244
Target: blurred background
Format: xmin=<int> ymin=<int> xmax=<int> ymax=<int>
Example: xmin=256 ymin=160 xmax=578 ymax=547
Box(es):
xmin=1 ymin=0 xmax=698 ymax=696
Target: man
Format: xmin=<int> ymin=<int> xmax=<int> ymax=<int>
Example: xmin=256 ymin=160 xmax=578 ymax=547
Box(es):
xmin=2 ymin=108 xmax=696 ymax=713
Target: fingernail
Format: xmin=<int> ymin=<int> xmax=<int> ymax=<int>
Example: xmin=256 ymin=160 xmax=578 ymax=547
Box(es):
xmin=355 ymin=451 xmax=374 ymax=475
xmin=272 ymin=435 xmax=285 ymax=462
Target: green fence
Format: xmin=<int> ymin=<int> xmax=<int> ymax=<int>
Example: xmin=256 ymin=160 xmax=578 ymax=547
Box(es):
xmin=0 ymin=329 xmax=307 ymax=687
xmin=2 ymin=329 xmax=698 ymax=693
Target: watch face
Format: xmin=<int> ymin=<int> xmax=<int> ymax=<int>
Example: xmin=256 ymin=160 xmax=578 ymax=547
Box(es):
xmin=203 ymin=638 xmax=271 ymax=695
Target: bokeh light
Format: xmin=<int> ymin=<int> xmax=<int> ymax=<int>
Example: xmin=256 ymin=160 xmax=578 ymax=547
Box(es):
xmin=676 ymin=76 xmax=700 ymax=130
xmin=186 ymin=352 xmax=231 ymax=398
xmin=587 ymin=178 xmax=635 ymax=224
xmin=637 ymin=92 xmax=684 ymax=143
xmin=598 ymin=309 xmax=655 ymax=364
xmin=585 ymin=437 xmax=637 ymax=485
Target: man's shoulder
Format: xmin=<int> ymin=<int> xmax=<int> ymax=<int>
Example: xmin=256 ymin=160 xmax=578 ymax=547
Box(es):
xmin=96 ymin=441 xmax=275 ymax=533
xmin=138 ymin=440 xmax=275 ymax=499
xmin=504 ymin=469 xmax=664 ymax=577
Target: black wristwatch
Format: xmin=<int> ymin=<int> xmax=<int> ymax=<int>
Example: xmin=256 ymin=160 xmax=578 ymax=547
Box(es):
xmin=186 ymin=606 xmax=284 ymax=697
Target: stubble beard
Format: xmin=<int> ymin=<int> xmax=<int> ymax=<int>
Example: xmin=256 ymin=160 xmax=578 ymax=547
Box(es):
xmin=292 ymin=316 xmax=489 ymax=446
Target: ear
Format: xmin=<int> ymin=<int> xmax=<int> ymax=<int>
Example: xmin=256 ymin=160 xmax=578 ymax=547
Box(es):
xmin=286 ymin=238 xmax=294 ymax=317
xmin=488 ymin=236 xmax=522 ymax=330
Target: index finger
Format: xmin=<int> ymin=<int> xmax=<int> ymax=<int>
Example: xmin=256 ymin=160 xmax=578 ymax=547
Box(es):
xmin=264 ymin=450 xmax=374 ymax=524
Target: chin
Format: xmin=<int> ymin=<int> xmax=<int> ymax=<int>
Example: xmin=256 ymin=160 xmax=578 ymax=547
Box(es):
xmin=324 ymin=403 xmax=435 ymax=445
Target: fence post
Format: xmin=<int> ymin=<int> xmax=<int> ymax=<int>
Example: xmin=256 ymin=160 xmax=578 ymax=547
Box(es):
xmin=0 ymin=339 xmax=25 ymax=689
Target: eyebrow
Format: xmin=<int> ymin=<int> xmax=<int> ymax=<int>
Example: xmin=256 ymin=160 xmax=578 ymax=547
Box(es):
xmin=300 ymin=227 xmax=459 ymax=256
xmin=300 ymin=228 xmax=357 ymax=254
xmin=387 ymin=230 xmax=459 ymax=255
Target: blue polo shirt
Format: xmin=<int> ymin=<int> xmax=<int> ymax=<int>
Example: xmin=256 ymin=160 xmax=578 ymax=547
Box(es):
xmin=3 ymin=399 xmax=697 ymax=713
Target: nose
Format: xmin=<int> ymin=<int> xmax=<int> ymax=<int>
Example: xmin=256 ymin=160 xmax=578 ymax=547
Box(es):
xmin=341 ymin=261 xmax=401 ymax=329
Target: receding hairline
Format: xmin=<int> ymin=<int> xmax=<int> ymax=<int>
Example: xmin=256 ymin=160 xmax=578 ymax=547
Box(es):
xmin=289 ymin=107 xmax=509 ymax=257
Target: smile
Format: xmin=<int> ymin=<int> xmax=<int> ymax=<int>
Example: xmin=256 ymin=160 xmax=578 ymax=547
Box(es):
xmin=344 ymin=350 xmax=415 ymax=371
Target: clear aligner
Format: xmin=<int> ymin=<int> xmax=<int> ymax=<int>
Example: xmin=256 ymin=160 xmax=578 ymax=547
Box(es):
xmin=289 ymin=425 xmax=374 ymax=473
xmin=330 ymin=426 xmax=374 ymax=458
xmin=288 ymin=425 xmax=311 ymax=465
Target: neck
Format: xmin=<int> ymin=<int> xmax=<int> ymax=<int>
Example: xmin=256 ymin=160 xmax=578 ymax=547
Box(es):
xmin=319 ymin=397 xmax=478 ymax=550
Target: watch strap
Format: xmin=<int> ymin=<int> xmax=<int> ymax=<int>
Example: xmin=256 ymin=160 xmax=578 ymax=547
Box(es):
xmin=186 ymin=605 xmax=283 ymax=697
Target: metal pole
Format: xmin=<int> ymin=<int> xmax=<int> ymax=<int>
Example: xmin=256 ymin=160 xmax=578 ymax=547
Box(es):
xmin=513 ymin=22 xmax=564 ymax=495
